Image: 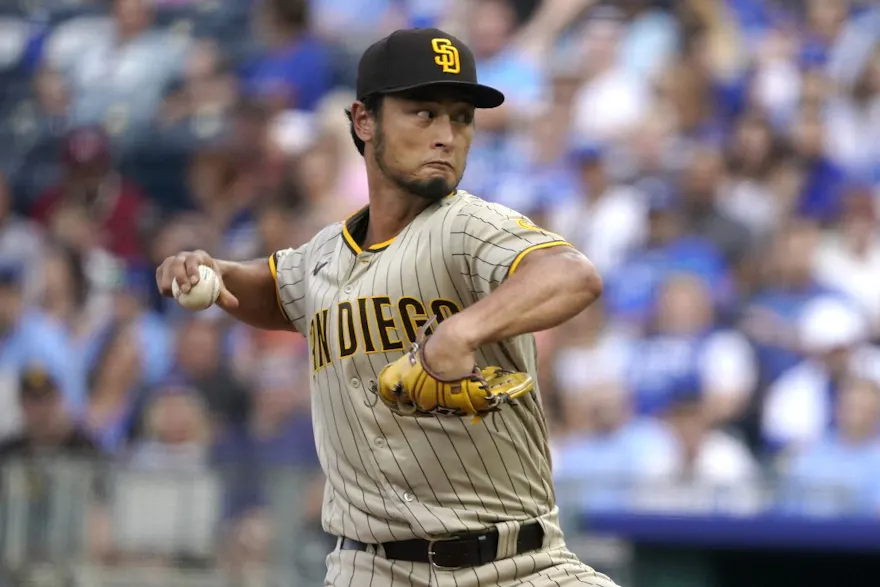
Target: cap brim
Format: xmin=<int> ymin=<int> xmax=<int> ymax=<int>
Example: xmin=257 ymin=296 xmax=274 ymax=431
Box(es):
xmin=374 ymin=80 xmax=505 ymax=109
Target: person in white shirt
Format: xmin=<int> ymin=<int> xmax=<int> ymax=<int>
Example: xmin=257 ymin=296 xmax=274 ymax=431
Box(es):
xmin=763 ymin=295 xmax=880 ymax=452
xmin=546 ymin=143 xmax=646 ymax=274
xmin=628 ymin=376 xmax=762 ymax=516
xmin=570 ymin=8 xmax=649 ymax=143
xmin=812 ymin=186 xmax=880 ymax=338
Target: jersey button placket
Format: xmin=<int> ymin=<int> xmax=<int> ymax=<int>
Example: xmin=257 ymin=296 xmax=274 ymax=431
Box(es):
xmin=350 ymin=378 xmax=360 ymax=389
xmin=403 ymin=492 xmax=415 ymax=503
xmin=374 ymin=437 xmax=386 ymax=449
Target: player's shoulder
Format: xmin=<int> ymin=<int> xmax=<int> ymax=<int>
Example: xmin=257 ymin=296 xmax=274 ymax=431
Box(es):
xmin=449 ymin=190 xmax=534 ymax=224
xmin=272 ymin=221 xmax=344 ymax=273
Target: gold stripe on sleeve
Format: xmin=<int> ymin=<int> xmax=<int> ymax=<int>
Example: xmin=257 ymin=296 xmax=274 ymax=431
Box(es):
xmin=268 ymin=253 xmax=289 ymax=321
xmin=507 ymin=241 xmax=574 ymax=278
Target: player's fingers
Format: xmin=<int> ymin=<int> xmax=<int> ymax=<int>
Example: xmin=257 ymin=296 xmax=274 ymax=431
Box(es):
xmin=156 ymin=257 xmax=180 ymax=297
xmin=156 ymin=262 xmax=170 ymax=296
xmin=184 ymin=251 xmax=209 ymax=287
xmin=172 ymin=253 xmax=195 ymax=294
xmin=216 ymin=286 xmax=239 ymax=310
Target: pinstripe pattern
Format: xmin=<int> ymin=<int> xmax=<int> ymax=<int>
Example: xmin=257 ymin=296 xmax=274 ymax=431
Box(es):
xmin=274 ymin=191 xmax=615 ymax=586
xmin=325 ymin=545 xmax=618 ymax=587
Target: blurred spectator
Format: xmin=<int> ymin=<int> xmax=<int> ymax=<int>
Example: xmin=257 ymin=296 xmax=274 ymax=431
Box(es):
xmin=242 ymin=0 xmax=333 ymax=114
xmin=788 ymin=102 xmax=846 ymax=223
xmin=128 ymin=385 xmax=211 ymax=471
xmin=461 ymin=0 xmax=546 ymax=204
xmin=85 ymin=263 xmax=173 ymax=452
xmin=31 ymin=126 xmax=152 ymax=263
xmin=679 ymin=145 xmax=753 ymax=269
xmin=186 ymin=100 xmax=283 ymax=261
xmin=0 ymin=260 xmax=85 ymax=437
xmin=825 ymin=44 xmax=880 ymax=176
xmin=627 ymin=273 xmax=756 ymax=425
xmin=778 ymin=376 xmax=880 ymax=517
xmin=0 ymin=364 xmax=109 ymax=563
xmin=0 ymin=364 xmax=99 ymax=459
xmin=616 ymin=0 xmax=680 ymax=81
xmin=740 ymin=220 xmax=831 ymax=387
xmin=762 ymin=295 xmax=880 ymax=452
xmin=629 ymin=376 xmax=761 ymax=515
xmin=63 ymin=0 xmax=190 ymax=145
xmin=546 ymin=142 xmax=647 ymax=274
xmin=802 ymin=0 xmax=851 ymax=66
xmin=552 ymin=380 xmax=668 ymax=512
xmin=812 ymin=183 xmax=880 ymax=337
xmin=1 ymin=65 xmax=71 ymax=203
xmin=0 ymin=172 xmax=46 ymax=299
xmin=602 ymin=179 xmax=732 ymax=329
xmin=172 ymin=317 xmax=250 ymax=428
xmin=158 ymin=39 xmax=237 ymax=141
xmin=40 ymin=245 xmax=90 ymax=335
xmin=719 ymin=111 xmax=789 ymax=239
xmin=571 ymin=7 xmax=649 ymax=143
xmin=292 ymin=128 xmax=360 ymax=229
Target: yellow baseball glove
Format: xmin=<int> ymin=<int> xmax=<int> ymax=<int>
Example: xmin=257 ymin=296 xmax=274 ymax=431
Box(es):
xmin=377 ymin=317 xmax=534 ymax=423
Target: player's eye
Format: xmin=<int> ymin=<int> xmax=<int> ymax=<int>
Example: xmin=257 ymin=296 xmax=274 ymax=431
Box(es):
xmin=454 ymin=111 xmax=474 ymax=124
xmin=416 ymin=110 xmax=434 ymax=120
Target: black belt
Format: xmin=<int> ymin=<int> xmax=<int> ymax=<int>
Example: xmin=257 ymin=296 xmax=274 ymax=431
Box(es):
xmin=339 ymin=522 xmax=544 ymax=569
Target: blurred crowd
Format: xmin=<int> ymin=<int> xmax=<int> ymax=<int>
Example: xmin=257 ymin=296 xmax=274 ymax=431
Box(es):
xmin=0 ymin=0 xmax=879 ymax=567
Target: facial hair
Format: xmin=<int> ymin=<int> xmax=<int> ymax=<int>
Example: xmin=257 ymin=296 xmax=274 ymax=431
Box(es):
xmin=373 ymin=126 xmax=459 ymax=202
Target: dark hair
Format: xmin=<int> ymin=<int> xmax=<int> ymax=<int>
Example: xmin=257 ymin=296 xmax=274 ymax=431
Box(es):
xmin=266 ymin=0 xmax=309 ymax=30
xmin=345 ymin=94 xmax=384 ymax=157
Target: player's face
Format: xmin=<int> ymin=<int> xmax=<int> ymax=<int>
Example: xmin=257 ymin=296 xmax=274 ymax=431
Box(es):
xmin=374 ymin=90 xmax=475 ymax=201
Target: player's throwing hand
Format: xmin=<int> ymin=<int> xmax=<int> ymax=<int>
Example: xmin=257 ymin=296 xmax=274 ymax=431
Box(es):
xmin=155 ymin=250 xmax=240 ymax=310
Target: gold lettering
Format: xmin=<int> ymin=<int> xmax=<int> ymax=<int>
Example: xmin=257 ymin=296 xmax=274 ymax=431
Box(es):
xmin=398 ymin=297 xmax=428 ymax=344
xmin=338 ymin=301 xmax=357 ymax=358
xmin=372 ymin=296 xmax=405 ymax=352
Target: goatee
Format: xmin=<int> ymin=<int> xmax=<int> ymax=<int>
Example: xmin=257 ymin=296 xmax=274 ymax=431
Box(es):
xmin=402 ymin=176 xmax=453 ymax=201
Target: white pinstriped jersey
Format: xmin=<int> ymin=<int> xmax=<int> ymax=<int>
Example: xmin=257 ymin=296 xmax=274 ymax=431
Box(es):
xmin=270 ymin=190 xmax=573 ymax=543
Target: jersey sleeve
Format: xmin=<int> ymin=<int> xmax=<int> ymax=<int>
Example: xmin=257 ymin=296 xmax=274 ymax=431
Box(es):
xmin=451 ymin=200 xmax=574 ymax=299
xmin=269 ymin=244 xmax=310 ymax=333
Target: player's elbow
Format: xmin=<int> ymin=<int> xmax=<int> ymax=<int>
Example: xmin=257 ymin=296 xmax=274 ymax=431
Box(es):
xmin=570 ymin=252 xmax=603 ymax=307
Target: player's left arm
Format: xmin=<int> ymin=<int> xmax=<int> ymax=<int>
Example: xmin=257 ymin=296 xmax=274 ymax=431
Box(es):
xmin=450 ymin=244 xmax=601 ymax=347
xmin=428 ymin=203 xmax=601 ymax=376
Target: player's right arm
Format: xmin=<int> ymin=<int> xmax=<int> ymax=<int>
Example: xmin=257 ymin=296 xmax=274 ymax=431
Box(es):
xmin=156 ymin=250 xmax=296 ymax=332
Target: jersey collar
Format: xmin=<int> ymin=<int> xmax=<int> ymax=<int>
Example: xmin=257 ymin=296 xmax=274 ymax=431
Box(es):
xmin=341 ymin=191 xmax=459 ymax=255
xmin=341 ymin=207 xmax=394 ymax=255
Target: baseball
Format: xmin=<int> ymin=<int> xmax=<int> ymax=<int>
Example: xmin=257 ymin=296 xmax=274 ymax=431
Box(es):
xmin=172 ymin=264 xmax=221 ymax=311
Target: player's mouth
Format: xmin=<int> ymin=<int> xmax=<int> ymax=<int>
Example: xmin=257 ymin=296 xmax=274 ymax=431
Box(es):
xmin=424 ymin=161 xmax=455 ymax=171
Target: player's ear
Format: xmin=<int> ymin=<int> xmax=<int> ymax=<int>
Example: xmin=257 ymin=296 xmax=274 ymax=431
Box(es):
xmin=350 ymin=101 xmax=375 ymax=144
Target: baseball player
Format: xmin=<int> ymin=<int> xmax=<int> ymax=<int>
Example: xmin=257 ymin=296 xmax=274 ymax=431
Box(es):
xmin=156 ymin=28 xmax=615 ymax=587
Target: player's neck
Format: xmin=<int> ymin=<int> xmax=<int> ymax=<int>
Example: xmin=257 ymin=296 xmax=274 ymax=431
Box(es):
xmin=362 ymin=186 xmax=432 ymax=249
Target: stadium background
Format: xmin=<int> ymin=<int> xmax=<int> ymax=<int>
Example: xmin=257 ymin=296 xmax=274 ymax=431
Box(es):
xmin=0 ymin=0 xmax=879 ymax=585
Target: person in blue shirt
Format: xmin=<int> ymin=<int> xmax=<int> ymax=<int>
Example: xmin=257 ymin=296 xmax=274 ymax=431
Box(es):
xmin=627 ymin=272 xmax=757 ymax=425
xmin=552 ymin=380 xmax=668 ymax=513
xmin=0 ymin=260 xmax=85 ymax=436
xmin=603 ymin=180 xmax=734 ymax=330
xmin=82 ymin=263 xmax=173 ymax=453
xmin=458 ymin=0 xmax=546 ymax=204
xmin=242 ymin=0 xmax=333 ymax=113
xmin=740 ymin=220 xmax=840 ymax=388
xmin=777 ymin=376 xmax=880 ymax=518
xmin=789 ymin=103 xmax=847 ymax=223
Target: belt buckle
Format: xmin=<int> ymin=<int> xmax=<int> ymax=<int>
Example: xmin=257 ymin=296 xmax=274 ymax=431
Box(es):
xmin=427 ymin=536 xmax=463 ymax=571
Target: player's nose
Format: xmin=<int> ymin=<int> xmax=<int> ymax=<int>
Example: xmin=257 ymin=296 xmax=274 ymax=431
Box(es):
xmin=429 ymin=116 xmax=455 ymax=150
